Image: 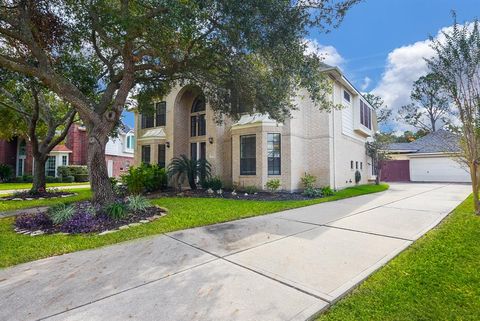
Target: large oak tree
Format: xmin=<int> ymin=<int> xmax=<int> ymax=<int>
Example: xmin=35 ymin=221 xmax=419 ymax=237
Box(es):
xmin=0 ymin=0 xmax=359 ymax=205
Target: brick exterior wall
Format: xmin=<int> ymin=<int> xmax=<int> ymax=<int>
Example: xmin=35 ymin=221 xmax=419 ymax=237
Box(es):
xmin=66 ymin=124 xmax=88 ymax=165
xmin=0 ymin=138 xmax=18 ymax=169
xmin=105 ymin=155 xmax=133 ymax=177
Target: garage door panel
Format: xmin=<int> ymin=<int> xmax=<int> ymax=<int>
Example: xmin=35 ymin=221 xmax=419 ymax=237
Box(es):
xmin=410 ymin=157 xmax=471 ymax=182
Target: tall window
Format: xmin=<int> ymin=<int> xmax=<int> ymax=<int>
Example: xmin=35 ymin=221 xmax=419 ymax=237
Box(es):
xmin=141 ymin=145 xmax=151 ymax=164
xmin=126 ymin=134 xmax=134 ymax=150
xmin=267 ymin=133 xmax=281 ymax=175
xmin=62 ymin=155 xmax=68 ymax=166
xmin=360 ymin=100 xmax=372 ymax=129
xmin=156 ymin=101 xmax=166 ymax=126
xmin=240 ymin=135 xmax=256 ymax=175
xmin=141 ymin=101 xmax=166 ymax=129
xmin=46 ymin=156 xmax=56 ymax=177
xmin=158 ymin=144 xmax=166 ymax=168
xmin=343 ymin=90 xmax=351 ymax=103
xmin=190 ymin=95 xmax=206 ymax=137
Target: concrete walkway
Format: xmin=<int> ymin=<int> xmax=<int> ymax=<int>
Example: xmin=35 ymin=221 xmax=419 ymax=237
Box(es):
xmin=0 ymin=183 xmax=471 ymax=321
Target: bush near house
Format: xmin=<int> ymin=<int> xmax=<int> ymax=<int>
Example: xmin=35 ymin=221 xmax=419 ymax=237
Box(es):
xmin=57 ymin=165 xmax=89 ymax=182
xmin=265 ymin=179 xmax=281 ymax=192
xmin=0 ymin=164 xmax=13 ymax=182
xmin=202 ymin=176 xmax=223 ymax=191
xmin=121 ymin=164 xmax=168 ymax=195
xmin=355 ymin=170 xmax=361 ymax=184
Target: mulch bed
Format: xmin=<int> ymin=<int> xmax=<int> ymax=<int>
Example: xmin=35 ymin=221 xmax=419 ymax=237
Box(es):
xmin=149 ymin=188 xmax=313 ymax=201
xmin=2 ymin=190 xmax=76 ymax=201
xmin=14 ymin=200 xmax=166 ymax=235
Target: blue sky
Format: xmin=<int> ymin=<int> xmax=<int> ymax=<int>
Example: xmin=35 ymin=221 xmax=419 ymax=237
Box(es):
xmin=123 ymin=0 xmax=478 ymax=131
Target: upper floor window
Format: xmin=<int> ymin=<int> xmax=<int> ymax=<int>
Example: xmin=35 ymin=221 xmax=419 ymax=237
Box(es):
xmin=190 ymin=95 xmax=206 ymax=137
xmin=343 ymin=90 xmax=351 ymax=103
xmin=360 ymin=100 xmax=372 ymax=129
xmin=126 ymin=134 xmax=134 ymax=150
xmin=62 ymin=155 xmax=68 ymax=166
xmin=267 ymin=133 xmax=281 ymax=175
xmin=141 ymin=101 xmax=166 ymax=129
xmin=240 ymin=135 xmax=256 ymax=175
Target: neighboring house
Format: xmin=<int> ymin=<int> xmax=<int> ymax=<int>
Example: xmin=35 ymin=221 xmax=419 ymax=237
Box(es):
xmin=133 ymin=64 xmax=377 ymax=191
xmin=382 ymin=130 xmax=470 ymax=183
xmin=0 ymin=124 xmax=135 ymax=178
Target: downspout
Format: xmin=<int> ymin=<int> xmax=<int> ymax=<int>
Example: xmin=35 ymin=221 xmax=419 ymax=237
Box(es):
xmin=332 ymin=89 xmax=337 ymax=190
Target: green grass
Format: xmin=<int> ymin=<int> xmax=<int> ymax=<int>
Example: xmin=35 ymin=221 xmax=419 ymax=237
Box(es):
xmin=0 ymin=182 xmax=89 ymax=191
xmin=0 ymin=184 xmax=387 ymax=268
xmin=316 ymin=195 xmax=480 ymax=321
xmin=0 ymin=188 xmax=92 ymax=212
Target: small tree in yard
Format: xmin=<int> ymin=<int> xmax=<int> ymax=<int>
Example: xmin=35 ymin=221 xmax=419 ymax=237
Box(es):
xmin=365 ymin=133 xmax=391 ymax=185
xmin=398 ymin=73 xmax=451 ymax=132
xmin=363 ymin=93 xmax=392 ymax=125
xmin=0 ymin=0 xmax=359 ymax=205
xmin=427 ymin=17 xmax=480 ymax=214
xmin=0 ymin=71 xmax=76 ymax=192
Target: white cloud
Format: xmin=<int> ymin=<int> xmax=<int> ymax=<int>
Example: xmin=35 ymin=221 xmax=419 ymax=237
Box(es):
xmin=371 ymin=23 xmax=474 ymax=132
xmin=360 ymin=76 xmax=372 ymax=91
xmin=304 ymin=39 xmax=345 ymax=67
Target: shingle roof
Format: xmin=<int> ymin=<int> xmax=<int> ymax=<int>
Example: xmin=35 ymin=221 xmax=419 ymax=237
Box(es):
xmin=388 ymin=130 xmax=461 ymax=154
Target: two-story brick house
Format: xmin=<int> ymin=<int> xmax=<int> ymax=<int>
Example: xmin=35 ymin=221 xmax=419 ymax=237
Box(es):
xmin=133 ymin=64 xmax=377 ymax=191
xmin=0 ymin=124 xmax=135 ymax=178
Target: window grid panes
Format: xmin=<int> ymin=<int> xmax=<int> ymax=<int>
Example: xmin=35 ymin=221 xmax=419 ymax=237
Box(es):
xmin=158 ymin=144 xmax=166 ymax=168
xmin=141 ymin=145 xmax=151 ymax=164
xmin=156 ymin=101 xmax=166 ymax=126
xmin=343 ymin=90 xmax=351 ymax=102
xmin=62 ymin=155 xmax=68 ymax=166
xmin=267 ymin=133 xmax=281 ymax=175
xmin=240 ymin=135 xmax=256 ymax=175
xmin=360 ymin=100 xmax=372 ymax=129
xmin=46 ymin=156 xmax=56 ymax=177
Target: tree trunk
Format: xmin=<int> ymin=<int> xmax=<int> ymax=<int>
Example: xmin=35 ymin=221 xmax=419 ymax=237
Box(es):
xmin=469 ymin=162 xmax=480 ymax=215
xmin=376 ymin=167 xmax=381 ymax=185
xmin=87 ymin=129 xmax=115 ymax=206
xmin=32 ymin=155 xmax=47 ymax=192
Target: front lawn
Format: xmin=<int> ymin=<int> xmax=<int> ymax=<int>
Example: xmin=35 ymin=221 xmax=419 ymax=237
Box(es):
xmin=0 ymin=183 xmax=388 ymax=268
xmin=0 ymin=182 xmax=89 ymax=191
xmin=316 ymin=195 xmax=480 ymax=321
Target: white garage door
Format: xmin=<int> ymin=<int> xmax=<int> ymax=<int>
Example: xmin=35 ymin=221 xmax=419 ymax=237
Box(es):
xmin=410 ymin=157 xmax=471 ymax=183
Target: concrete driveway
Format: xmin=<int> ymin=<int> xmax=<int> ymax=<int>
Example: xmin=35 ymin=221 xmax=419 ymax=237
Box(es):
xmin=0 ymin=183 xmax=471 ymax=321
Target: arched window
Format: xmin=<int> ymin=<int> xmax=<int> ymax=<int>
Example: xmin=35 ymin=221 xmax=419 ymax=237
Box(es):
xmin=190 ymin=95 xmax=206 ymax=137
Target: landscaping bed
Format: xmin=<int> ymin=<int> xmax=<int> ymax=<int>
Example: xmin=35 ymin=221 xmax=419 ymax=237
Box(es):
xmin=1 ymin=189 xmax=76 ymax=201
xmin=150 ymin=188 xmax=314 ymax=201
xmin=14 ymin=197 xmax=166 ymax=235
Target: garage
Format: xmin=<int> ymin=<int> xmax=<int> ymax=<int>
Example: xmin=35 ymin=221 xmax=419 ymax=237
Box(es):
xmin=410 ymin=156 xmax=471 ymax=183
xmin=383 ymin=130 xmax=471 ymax=183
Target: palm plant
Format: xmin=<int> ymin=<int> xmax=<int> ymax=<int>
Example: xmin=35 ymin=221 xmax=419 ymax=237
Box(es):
xmin=167 ymin=155 xmax=211 ymax=190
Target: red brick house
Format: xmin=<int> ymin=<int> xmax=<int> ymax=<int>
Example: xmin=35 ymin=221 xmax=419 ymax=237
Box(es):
xmin=0 ymin=124 xmax=135 ymax=178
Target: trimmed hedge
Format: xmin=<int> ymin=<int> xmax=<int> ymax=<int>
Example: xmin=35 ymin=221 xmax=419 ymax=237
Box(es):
xmin=61 ymin=175 xmax=75 ymax=183
xmin=74 ymin=174 xmax=89 ymax=183
xmin=57 ymin=165 xmax=89 ymax=182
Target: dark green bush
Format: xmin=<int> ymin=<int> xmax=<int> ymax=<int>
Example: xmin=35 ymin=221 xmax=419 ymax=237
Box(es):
xmin=74 ymin=174 xmax=89 ymax=182
xmin=167 ymin=155 xmax=211 ymax=190
xmin=0 ymin=164 xmax=13 ymax=182
xmin=45 ymin=176 xmax=56 ymax=183
xmin=22 ymin=175 xmax=33 ymax=183
xmin=121 ymin=164 xmax=168 ymax=195
xmin=57 ymin=165 xmax=88 ymax=178
xmin=62 ymin=175 xmax=75 ymax=183
xmin=202 ymin=176 xmax=223 ymax=191
xmin=355 ymin=170 xmax=361 ymax=184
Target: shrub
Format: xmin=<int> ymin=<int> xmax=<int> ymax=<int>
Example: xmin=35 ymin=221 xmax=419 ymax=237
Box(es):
xmin=245 ymin=185 xmax=258 ymax=194
xmin=45 ymin=176 xmax=56 ymax=183
xmin=303 ymin=187 xmax=322 ymax=198
xmin=74 ymin=174 xmax=89 ymax=182
xmin=15 ymin=212 xmax=52 ymax=231
xmin=62 ymin=175 xmax=75 ymax=183
xmin=265 ymin=179 xmax=281 ymax=192
xmin=0 ymin=164 xmax=13 ymax=182
xmin=47 ymin=203 xmax=76 ymax=225
xmin=60 ymin=211 xmax=99 ymax=234
xmin=126 ymin=195 xmax=151 ymax=212
xmin=22 ymin=175 xmax=33 ymax=183
xmin=320 ymin=186 xmax=334 ymax=197
xmin=355 ymin=170 xmax=361 ymax=184
xmin=121 ymin=164 xmax=167 ymax=195
xmin=301 ymin=173 xmax=317 ymax=189
xmin=202 ymin=176 xmax=223 ymax=191
xmin=105 ymin=203 xmax=128 ymax=220
xmin=57 ymin=165 xmax=88 ymax=178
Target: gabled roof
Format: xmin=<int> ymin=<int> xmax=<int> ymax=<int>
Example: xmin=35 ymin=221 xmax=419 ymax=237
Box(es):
xmin=387 ymin=130 xmax=461 ymax=154
xmin=51 ymin=145 xmax=72 ymax=153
